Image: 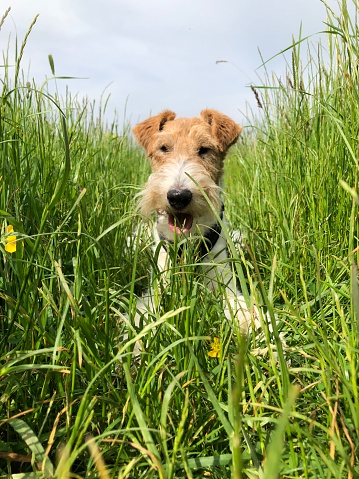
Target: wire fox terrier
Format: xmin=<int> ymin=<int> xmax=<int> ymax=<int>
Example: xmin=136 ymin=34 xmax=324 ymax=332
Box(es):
xmin=133 ymin=109 xmax=259 ymax=332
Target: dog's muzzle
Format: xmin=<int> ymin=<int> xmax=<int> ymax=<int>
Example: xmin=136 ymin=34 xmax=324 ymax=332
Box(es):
xmin=166 ymin=188 xmax=193 ymax=234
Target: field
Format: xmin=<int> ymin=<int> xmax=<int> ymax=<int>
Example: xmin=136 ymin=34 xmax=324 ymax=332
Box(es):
xmin=0 ymin=2 xmax=358 ymax=478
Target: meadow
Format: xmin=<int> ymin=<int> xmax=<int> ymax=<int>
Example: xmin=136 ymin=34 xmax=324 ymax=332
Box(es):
xmin=0 ymin=1 xmax=358 ymax=478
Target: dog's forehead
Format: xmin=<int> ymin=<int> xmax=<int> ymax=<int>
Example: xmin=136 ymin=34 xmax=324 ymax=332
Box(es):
xmin=161 ymin=116 xmax=212 ymax=139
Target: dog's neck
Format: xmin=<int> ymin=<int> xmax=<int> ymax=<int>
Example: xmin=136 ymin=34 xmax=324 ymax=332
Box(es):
xmin=158 ymin=205 xmax=224 ymax=258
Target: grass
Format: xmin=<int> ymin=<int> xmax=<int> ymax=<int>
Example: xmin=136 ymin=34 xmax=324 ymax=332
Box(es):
xmin=0 ymin=1 xmax=358 ymax=477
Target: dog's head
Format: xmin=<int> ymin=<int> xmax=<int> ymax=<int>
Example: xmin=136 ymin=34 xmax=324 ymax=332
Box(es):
xmin=133 ymin=110 xmax=242 ymax=239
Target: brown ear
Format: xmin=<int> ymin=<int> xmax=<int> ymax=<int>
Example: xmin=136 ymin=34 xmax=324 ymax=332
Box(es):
xmin=132 ymin=110 xmax=176 ymax=152
xmin=200 ymin=109 xmax=242 ymax=152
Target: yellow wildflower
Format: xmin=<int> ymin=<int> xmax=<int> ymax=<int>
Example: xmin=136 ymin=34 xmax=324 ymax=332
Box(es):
xmin=208 ymin=337 xmax=221 ymax=358
xmin=5 ymin=225 xmax=22 ymax=253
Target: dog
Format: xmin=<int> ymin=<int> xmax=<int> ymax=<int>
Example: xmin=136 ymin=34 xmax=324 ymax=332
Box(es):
xmin=132 ymin=109 xmax=259 ymax=333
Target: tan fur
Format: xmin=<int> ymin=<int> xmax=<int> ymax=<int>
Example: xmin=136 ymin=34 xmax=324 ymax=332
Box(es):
xmin=133 ymin=108 xmax=242 ymax=158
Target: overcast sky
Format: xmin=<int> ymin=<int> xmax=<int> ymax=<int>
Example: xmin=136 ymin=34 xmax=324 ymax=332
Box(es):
xmin=1 ymin=1 xmax=338 ymax=128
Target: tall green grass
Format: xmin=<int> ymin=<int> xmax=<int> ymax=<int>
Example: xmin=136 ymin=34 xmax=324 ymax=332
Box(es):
xmin=0 ymin=1 xmax=358 ymax=478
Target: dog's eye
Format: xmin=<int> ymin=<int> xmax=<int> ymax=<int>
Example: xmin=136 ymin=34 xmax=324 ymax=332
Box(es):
xmin=159 ymin=145 xmax=170 ymax=153
xmin=198 ymin=146 xmax=210 ymax=157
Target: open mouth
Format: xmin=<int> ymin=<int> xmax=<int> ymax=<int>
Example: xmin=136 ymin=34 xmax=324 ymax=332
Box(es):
xmin=168 ymin=213 xmax=193 ymax=234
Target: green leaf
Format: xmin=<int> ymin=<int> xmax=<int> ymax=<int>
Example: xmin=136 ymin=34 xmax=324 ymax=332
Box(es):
xmin=9 ymin=418 xmax=54 ymax=477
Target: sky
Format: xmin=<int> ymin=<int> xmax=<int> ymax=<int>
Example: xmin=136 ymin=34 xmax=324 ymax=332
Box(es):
xmin=0 ymin=1 xmax=339 ymax=129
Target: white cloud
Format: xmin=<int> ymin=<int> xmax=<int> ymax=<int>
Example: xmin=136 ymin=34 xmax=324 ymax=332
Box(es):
xmin=0 ymin=0 xmax=336 ymax=127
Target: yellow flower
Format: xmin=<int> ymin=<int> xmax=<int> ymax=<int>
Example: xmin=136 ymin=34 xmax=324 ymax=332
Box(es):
xmin=5 ymin=225 xmax=22 ymax=253
xmin=208 ymin=337 xmax=221 ymax=358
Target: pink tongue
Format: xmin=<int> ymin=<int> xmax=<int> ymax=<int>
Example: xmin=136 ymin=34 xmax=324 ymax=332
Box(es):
xmin=169 ymin=213 xmax=193 ymax=234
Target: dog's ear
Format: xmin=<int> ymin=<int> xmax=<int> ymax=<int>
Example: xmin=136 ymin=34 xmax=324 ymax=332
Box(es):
xmin=132 ymin=110 xmax=176 ymax=152
xmin=200 ymin=109 xmax=242 ymax=152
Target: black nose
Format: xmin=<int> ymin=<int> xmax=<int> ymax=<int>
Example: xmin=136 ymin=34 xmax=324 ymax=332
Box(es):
xmin=167 ymin=188 xmax=193 ymax=210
